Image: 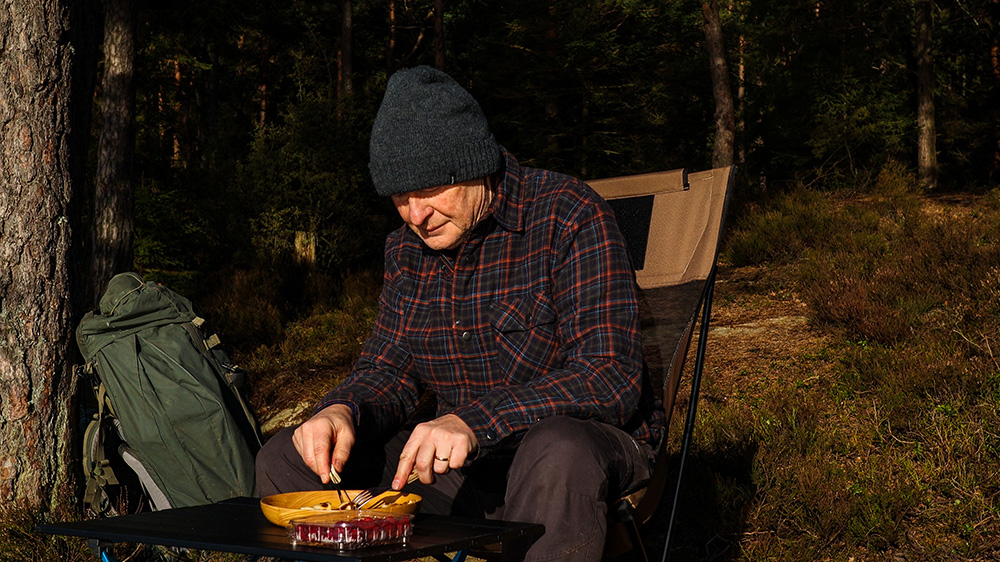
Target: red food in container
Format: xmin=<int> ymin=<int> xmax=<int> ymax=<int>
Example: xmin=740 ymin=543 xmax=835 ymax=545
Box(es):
xmin=288 ymin=510 xmax=414 ymax=550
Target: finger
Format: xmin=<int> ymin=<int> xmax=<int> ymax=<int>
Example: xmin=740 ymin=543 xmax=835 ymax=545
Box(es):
xmin=448 ymin=446 xmax=469 ymax=470
xmin=400 ymin=426 xmax=434 ymax=484
xmin=311 ymin=437 xmax=334 ymax=482
xmin=292 ymin=426 xmax=324 ymax=482
xmin=409 ymin=443 xmax=435 ymax=485
xmin=393 ymin=448 xmax=418 ymax=490
xmin=331 ymin=428 xmax=354 ymax=475
xmin=432 ymin=449 xmax=453 ymax=474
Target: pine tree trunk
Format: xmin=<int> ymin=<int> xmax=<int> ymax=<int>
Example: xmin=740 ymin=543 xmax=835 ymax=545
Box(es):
xmin=258 ymin=48 xmax=268 ymax=129
xmin=544 ymin=3 xmax=559 ymax=156
xmin=733 ymin=1 xmax=746 ymax=165
xmin=433 ymin=0 xmax=445 ymax=70
xmin=341 ymin=0 xmax=353 ymax=97
xmin=92 ymin=0 xmax=136 ymax=299
xmin=991 ymin=0 xmax=1000 ymax=178
xmin=388 ymin=0 xmax=397 ymax=71
xmin=702 ymin=1 xmax=736 ymax=168
xmin=173 ymin=59 xmax=186 ymax=166
xmin=0 ymin=0 xmax=80 ymax=510
xmin=915 ymin=0 xmax=937 ymax=191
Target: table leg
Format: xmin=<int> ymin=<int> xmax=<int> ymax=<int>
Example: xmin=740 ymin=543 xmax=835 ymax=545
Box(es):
xmin=87 ymin=538 xmax=119 ymax=562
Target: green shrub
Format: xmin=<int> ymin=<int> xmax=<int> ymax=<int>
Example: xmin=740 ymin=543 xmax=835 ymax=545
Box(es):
xmin=234 ymin=94 xmax=392 ymax=273
xmin=244 ymin=269 xmax=381 ymax=420
xmin=198 ymin=268 xmax=288 ymax=351
xmin=725 ymin=189 xmax=840 ymax=266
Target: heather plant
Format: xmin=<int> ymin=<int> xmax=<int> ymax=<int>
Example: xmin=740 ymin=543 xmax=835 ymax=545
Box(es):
xmin=724 ymin=188 xmax=842 ymax=266
xmin=242 ymin=269 xmax=382 ymax=425
xmin=686 ymin=185 xmax=1000 ymax=560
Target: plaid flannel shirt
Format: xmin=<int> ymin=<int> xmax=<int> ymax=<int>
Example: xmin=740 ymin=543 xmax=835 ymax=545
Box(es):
xmin=318 ymin=149 xmax=664 ymax=456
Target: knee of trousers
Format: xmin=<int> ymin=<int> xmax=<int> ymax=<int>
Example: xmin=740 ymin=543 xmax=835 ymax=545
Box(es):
xmin=256 ymin=427 xmax=295 ymax=469
xmin=508 ymin=417 xmax=610 ymax=494
xmin=255 ymin=426 xmax=308 ymax=494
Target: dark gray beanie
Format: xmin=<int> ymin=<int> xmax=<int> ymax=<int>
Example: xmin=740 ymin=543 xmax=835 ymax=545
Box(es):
xmin=369 ymin=66 xmax=502 ymax=196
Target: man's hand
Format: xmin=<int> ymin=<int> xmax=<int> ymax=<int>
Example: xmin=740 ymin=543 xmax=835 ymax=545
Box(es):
xmin=292 ymin=404 xmax=356 ymax=483
xmin=393 ymin=414 xmax=478 ymax=489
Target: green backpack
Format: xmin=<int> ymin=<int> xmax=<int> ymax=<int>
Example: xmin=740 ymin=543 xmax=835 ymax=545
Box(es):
xmin=77 ymin=272 xmax=263 ymax=515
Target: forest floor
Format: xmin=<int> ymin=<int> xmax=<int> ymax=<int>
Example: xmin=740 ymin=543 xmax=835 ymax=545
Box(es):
xmin=623 ymin=262 xmax=829 ymax=562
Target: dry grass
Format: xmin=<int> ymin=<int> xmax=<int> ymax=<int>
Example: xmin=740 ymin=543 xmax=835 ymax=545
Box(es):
xmin=653 ymin=179 xmax=1000 ymax=561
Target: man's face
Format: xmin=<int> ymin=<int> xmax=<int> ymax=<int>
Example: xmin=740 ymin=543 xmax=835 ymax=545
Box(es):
xmin=392 ymin=179 xmax=490 ymax=251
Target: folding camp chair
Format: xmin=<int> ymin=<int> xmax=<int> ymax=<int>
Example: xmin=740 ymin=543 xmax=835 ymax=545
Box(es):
xmin=590 ymin=166 xmax=735 ymax=562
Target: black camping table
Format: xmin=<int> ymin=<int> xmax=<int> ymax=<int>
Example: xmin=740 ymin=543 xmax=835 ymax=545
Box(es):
xmin=37 ymin=497 xmax=544 ymax=562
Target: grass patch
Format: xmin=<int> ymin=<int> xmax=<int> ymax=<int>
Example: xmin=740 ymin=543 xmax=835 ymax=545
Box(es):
xmin=664 ymin=186 xmax=1000 ymax=560
xmin=0 ymin=502 xmax=90 ymax=562
xmin=242 ymin=269 xmax=382 ymax=431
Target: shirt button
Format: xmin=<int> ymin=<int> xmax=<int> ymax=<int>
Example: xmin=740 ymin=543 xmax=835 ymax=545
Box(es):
xmin=461 ymin=331 xmax=472 ymax=341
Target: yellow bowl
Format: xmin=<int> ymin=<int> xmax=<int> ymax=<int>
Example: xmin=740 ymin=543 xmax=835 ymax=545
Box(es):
xmin=260 ymin=490 xmax=422 ymax=527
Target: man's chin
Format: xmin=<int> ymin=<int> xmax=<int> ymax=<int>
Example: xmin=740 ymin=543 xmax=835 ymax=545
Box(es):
xmin=418 ymin=234 xmax=460 ymax=251
xmin=410 ymin=224 xmax=464 ymax=251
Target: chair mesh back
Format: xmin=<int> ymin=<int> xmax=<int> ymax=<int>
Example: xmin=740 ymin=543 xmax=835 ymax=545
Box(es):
xmin=590 ymin=167 xmax=733 ymax=425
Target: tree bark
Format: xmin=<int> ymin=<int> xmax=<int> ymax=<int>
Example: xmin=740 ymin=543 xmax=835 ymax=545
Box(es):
xmin=388 ymin=0 xmax=397 ymax=71
xmin=703 ymin=1 xmax=736 ymax=168
xmin=991 ymin=0 xmax=1000 ymax=178
xmin=0 ymin=0 xmax=80 ymax=510
xmin=733 ymin=1 xmax=746 ymax=165
xmin=544 ymin=3 xmax=559 ymax=156
xmin=433 ymin=0 xmax=445 ymax=70
xmin=172 ymin=59 xmax=186 ymax=166
xmin=92 ymin=0 xmax=137 ymax=300
xmin=341 ymin=0 xmax=353 ymax=98
xmin=915 ymin=0 xmax=937 ymax=191
xmin=258 ymin=49 xmax=268 ymax=129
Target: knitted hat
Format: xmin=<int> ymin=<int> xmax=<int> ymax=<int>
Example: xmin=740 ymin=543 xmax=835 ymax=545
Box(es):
xmin=369 ymin=66 xmax=502 ymax=196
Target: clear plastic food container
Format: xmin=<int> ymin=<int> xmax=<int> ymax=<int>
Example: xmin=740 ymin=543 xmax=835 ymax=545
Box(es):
xmin=287 ymin=510 xmax=414 ymax=549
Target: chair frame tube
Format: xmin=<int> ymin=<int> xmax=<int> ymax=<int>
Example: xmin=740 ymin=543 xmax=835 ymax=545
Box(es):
xmin=660 ymin=264 xmax=717 ymax=562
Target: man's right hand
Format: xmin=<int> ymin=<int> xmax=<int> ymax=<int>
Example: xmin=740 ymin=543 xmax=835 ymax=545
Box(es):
xmin=292 ymin=403 xmax=356 ymax=484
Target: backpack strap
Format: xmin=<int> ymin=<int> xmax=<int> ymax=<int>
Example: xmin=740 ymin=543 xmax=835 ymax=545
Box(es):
xmin=77 ymin=363 xmax=122 ymax=516
xmin=82 ymin=381 xmax=121 ymax=515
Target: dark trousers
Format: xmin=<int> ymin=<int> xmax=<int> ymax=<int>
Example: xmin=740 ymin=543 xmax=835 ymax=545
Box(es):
xmin=256 ymin=416 xmax=654 ymax=562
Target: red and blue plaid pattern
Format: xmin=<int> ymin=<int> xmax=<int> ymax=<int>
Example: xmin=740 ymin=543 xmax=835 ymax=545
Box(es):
xmin=319 ymin=149 xmax=664 ymax=456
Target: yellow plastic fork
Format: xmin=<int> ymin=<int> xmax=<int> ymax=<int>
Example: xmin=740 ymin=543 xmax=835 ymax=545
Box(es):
xmin=356 ymin=469 xmax=420 ymax=509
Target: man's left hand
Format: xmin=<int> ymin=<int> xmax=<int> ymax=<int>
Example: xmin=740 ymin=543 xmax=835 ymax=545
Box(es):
xmin=393 ymin=413 xmax=478 ymax=489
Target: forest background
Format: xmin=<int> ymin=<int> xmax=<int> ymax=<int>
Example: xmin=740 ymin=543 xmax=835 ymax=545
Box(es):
xmin=2 ymin=0 xmax=1000 ymax=560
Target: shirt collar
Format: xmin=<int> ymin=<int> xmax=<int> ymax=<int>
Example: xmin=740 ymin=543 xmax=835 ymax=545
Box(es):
xmin=489 ymin=147 xmax=526 ymax=233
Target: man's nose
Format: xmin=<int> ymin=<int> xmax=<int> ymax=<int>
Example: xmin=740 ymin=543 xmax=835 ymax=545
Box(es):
xmin=408 ymin=197 xmax=433 ymax=225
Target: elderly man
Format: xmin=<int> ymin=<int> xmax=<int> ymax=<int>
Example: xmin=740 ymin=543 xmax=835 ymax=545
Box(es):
xmin=256 ymin=65 xmax=664 ymax=561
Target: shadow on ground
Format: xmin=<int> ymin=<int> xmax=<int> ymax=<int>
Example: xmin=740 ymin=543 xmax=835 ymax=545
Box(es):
xmin=611 ymin=441 xmax=759 ymax=562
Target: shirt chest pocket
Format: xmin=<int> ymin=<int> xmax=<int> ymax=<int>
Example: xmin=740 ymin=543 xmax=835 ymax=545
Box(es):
xmin=489 ymin=293 xmax=559 ymax=384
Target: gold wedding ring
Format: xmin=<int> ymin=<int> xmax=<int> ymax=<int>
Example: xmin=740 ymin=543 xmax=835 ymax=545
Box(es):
xmin=434 ymin=455 xmax=449 ymax=462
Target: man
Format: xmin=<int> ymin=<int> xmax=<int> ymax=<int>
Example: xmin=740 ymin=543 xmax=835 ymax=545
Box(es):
xmin=256 ymin=65 xmax=664 ymax=561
